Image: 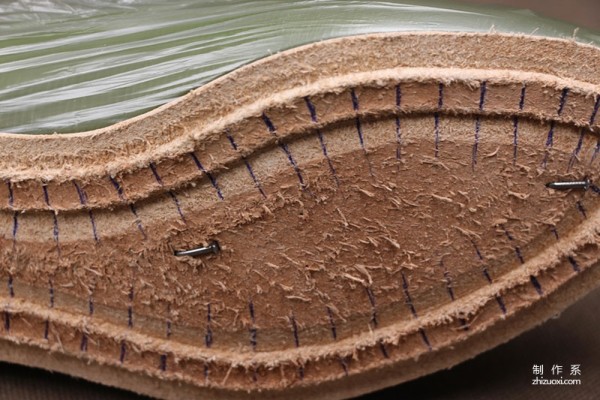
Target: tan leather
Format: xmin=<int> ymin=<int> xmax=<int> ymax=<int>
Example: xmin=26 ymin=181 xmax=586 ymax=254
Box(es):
xmin=0 ymin=32 xmax=599 ymax=399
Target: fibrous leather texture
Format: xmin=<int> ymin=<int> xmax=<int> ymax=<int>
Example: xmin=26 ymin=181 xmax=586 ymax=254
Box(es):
xmin=0 ymin=32 xmax=599 ymax=399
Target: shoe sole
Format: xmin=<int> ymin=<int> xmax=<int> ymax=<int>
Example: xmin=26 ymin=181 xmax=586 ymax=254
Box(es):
xmin=0 ymin=32 xmax=599 ymax=399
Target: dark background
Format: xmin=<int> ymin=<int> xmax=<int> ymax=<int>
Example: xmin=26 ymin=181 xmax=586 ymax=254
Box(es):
xmin=1 ymin=0 xmax=599 ymax=399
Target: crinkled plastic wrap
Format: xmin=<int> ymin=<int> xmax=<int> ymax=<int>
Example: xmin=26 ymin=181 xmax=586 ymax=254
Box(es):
xmin=0 ymin=0 xmax=598 ymax=134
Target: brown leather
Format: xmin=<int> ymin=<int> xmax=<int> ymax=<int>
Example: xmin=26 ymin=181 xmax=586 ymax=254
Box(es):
xmin=0 ymin=32 xmax=599 ymax=399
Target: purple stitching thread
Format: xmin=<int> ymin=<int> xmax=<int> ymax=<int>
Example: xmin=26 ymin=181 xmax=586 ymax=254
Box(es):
xmin=400 ymin=271 xmax=418 ymax=318
xmin=326 ymin=306 xmax=337 ymax=340
xmin=6 ymin=181 xmax=13 ymax=208
xmin=11 ymin=211 xmax=18 ymax=251
xmin=167 ymin=191 xmax=186 ymax=222
xmin=304 ymin=96 xmax=339 ymax=184
xmin=225 ymin=132 xmax=266 ymax=197
xmin=262 ymin=113 xmax=306 ymax=188
xmin=568 ymin=256 xmax=581 ymax=273
xmin=379 ymin=341 xmax=389 ymax=359
xmin=119 ymin=341 xmax=126 ymax=364
xmin=502 ymin=225 xmax=543 ymax=295
xmin=109 ymin=176 xmax=125 ymax=200
xmin=576 ymin=201 xmax=587 ymax=219
xmin=43 ymin=185 xmax=60 ymax=255
xmin=590 ymin=184 xmax=600 ymax=195
xmin=7 ymin=275 xmax=14 ymax=298
xmin=550 ymin=226 xmax=559 ymax=240
xmin=350 ymin=88 xmax=365 ymax=149
xmin=42 ymin=280 xmax=53 ymax=340
xmin=108 ymin=176 xmax=146 ymax=239
xmin=49 ymin=280 xmax=54 ymax=308
xmin=512 ymin=86 xmax=526 ymax=164
xmin=440 ymin=261 xmax=456 ymax=302
xmin=89 ymin=296 xmax=94 ymax=316
xmin=189 ymin=152 xmax=224 ymax=201
xmin=530 ymin=276 xmax=543 ymax=295
xmin=159 ymin=318 xmax=171 ymax=371
xmin=434 ymin=83 xmax=444 ymax=157
xmin=512 ymin=117 xmax=519 ymax=165
xmin=73 ymin=182 xmax=98 ymax=242
xmin=472 ymin=241 xmax=507 ymax=315
xmin=557 ymin=88 xmax=569 ymax=116
xmin=542 ymin=122 xmax=556 ymax=169
xmin=290 ymin=313 xmax=300 ymax=348
xmin=289 ymin=313 xmax=305 ymax=379
xmin=127 ymin=286 xmax=134 ymax=328
xmin=395 ymin=84 xmax=402 ymax=161
xmin=44 ymin=321 xmax=49 ymax=340
xmin=440 ymin=261 xmax=468 ymax=330
xmin=205 ymin=303 xmax=213 ymax=348
xmin=4 ymin=311 xmax=9 ymax=332
xmin=80 ymin=334 xmax=88 ymax=352
xmin=519 ymin=85 xmax=526 ymax=111
xmin=339 ymin=357 xmax=349 ymax=377
xmin=590 ymin=95 xmax=600 ymax=125
xmin=400 ymin=271 xmax=432 ymax=351
xmin=129 ymin=204 xmax=147 ymax=239
xmin=365 ymin=286 xmax=378 ymax=327
xmin=248 ymin=300 xmax=257 ymax=350
xmin=502 ymin=225 xmax=525 ymax=264
xmin=149 ymin=163 xmax=186 ymax=222
xmin=472 ymin=81 xmax=487 ymax=170
xmin=479 ymin=81 xmax=487 ymax=111
xmin=567 ymin=129 xmax=584 ymax=172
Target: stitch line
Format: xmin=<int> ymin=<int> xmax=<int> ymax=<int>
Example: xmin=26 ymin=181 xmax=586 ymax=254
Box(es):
xmin=576 ymin=201 xmax=587 ymax=219
xmin=592 ymin=140 xmax=600 ymax=164
xmin=109 ymin=176 xmax=147 ymax=239
xmin=519 ymin=85 xmax=526 ymax=111
xmin=502 ymin=225 xmax=543 ymax=295
xmin=326 ymin=306 xmax=337 ymax=340
xmin=190 ymin=152 xmax=224 ymax=201
xmin=262 ymin=113 xmax=307 ymax=188
xmin=542 ymin=121 xmax=556 ymax=168
xmin=43 ymin=185 xmax=61 ymax=255
xmin=472 ymin=241 xmax=507 ymax=315
xmin=350 ymin=88 xmax=365 ymax=149
xmin=248 ymin=300 xmax=257 ymax=351
xmin=568 ymin=129 xmax=584 ymax=172
xmin=395 ymin=84 xmax=402 ymax=161
xmin=557 ymin=88 xmax=569 ymax=116
xmin=304 ymin=96 xmax=339 ymax=184
xmin=568 ymin=256 xmax=581 ymax=273
xmin=7 ymin=275 xmax=14 ymax=298
xmin=6 ymin=181 xmax=14 ymax=208
xmin=73 ymin=182 xmax=98 ymax=242
xmin=512 ymin=117 xmax=519 ymax=165
xmin=149 ymin=163 xmax=187 ymax=222
xmin=365 ymin=286 xmax=378 ymax=327
xmin=225 ymin=132 xmax=267 ymax=197
xmin=472 ymin=81 xmax=487 ymax=170
xmin=205 ymin=303 xmax=213 ymax=348
xmin=400 ymin=271 xmax=432 ymax=351
xmin=590 ymin=95 xmax=600 ymax=125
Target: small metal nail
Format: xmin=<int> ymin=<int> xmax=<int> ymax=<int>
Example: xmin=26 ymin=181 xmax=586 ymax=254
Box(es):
xmin=545 ymin=178 xmax=590 ymax=191
xmin=175 ymin=241 xmax=220 ymax=257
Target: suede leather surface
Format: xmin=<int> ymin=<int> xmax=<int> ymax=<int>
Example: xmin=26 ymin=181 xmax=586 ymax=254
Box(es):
xmin=1 ymin=286 xmax=598 ymax=400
